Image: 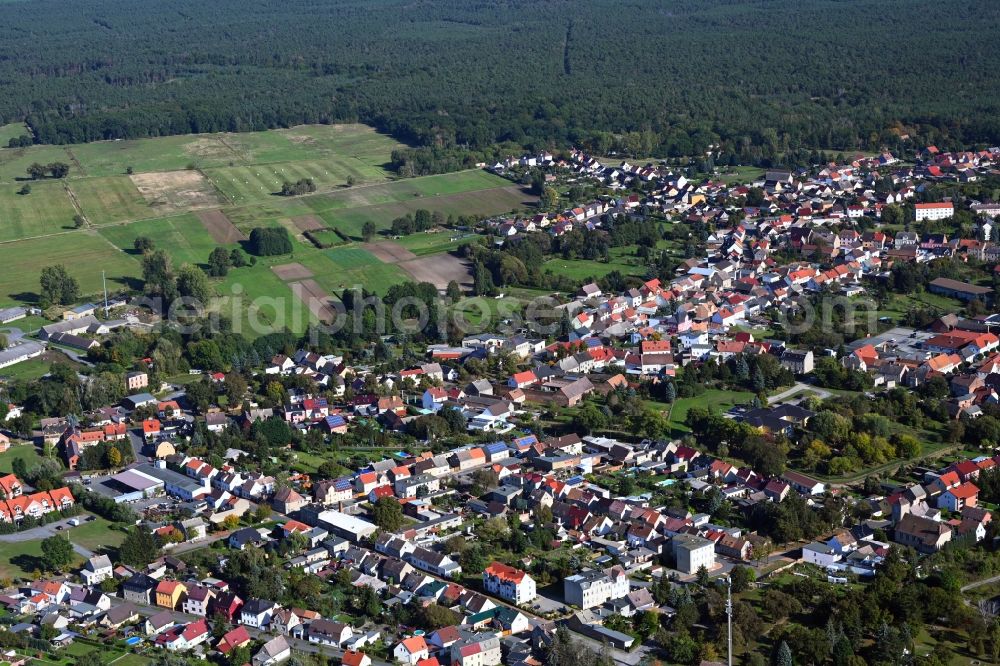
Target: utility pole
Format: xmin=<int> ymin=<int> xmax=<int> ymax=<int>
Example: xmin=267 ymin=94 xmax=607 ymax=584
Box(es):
xmin=725 ymin=575 xmax=733 ymax=666
xmin=102 ymin=270 xmax=109 ymax=317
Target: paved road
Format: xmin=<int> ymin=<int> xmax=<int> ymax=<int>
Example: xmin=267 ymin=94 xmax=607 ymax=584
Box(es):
xmin=961 ymin=573 xmax=1000 ymax=593
xmin=0 ymin=515 xmax=95 ymax=557
xmin=770 ymin=382 xmax=832 ymax=403
xmin=126 ymin=431 xmax=146 ymax=463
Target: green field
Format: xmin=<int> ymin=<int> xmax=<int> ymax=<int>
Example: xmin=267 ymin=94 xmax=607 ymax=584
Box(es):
xmin=219 ymin=170 xmax=530 ymax=241
xmin=0 ymin=538 xmax=52 ymax=579
xmin=0 ymin=144 xmax=73 ymax=184
xmin=70 ymin=176 xmax=153 ymax=225
xmin=0 ymin=181 xmax=79 ymax=241
xmin=64 ymin=124 xmax=402 ymax=180
xmin=543 ymin=257 xmax=648 ymax=281
xmin=309 ymin=169 xmax=514 ymax=210
xmin=294 ymin=249 xmax=410 ymax=295
xmin=0 ymin=128 xmax=532 ymax=312
xmin=68 ymin=516 xmax=127 ymax=552
xmin=0 ymin=443 xmax=43 ymax=475
xmin=68 ymin=134 xmax=240 ymax=177
xmin=306 ymin=228 xmax=346 ymax=247
xmin=0 ymin=231 xmax=140 ymax=304
xmin=99 ymin=213 xmax=221 ymax=268
xmin=205 ymin=157 xmax=392 ymax=204
xmin=0 ymin=350 xmax=80 ymax=381
xmin=661 ymin=389 xmax=755 ymax=433
xmin=314 ymin=262 xmax=410 ymax=295
xmin=393 ymin=231 xmax=482 ymax=256
xmin=324 ymin=246 xmax=381 ymax=268
xmin=0 ymin=122 xmax=29 ymax=145
xmin=0 ymin=514 xmax=122 ymax=578
xmin=217 ymin=263 xmax=304 ymax=336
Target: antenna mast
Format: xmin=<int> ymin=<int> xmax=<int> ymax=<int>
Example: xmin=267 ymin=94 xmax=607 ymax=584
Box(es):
xmin=726 ymin=576 xmax=733 ymax=666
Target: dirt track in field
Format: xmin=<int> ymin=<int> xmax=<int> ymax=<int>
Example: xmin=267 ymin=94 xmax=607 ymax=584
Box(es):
xmin=196 ymin=209 xmax=246 ymax=243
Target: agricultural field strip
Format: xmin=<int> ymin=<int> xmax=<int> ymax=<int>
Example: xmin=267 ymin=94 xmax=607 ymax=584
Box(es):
xmin=0 ymin=169 xmax=510 ymax=245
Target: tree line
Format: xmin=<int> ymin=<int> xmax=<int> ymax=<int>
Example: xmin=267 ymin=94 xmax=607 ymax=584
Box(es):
xmin=1 ymin=0 xmax=999 ymax=165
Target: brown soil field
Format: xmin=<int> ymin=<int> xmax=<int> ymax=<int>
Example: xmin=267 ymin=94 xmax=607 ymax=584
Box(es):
xmin=196 ymin=209 xmax=247 ymax=243
xmin=290 ymin=279 xmax=339 ymax=323
xmin=130 ymin=170 xmax=222 ymax=211
xmin=364 ymin=241 xmax=417 ymax=263
xmin=290 ymin=214 xmax=326 ymax=233
xmin=271 ymin=262 xmax=314 ymax=281
xmin=398 ymin=253 xmax=473 ymax=290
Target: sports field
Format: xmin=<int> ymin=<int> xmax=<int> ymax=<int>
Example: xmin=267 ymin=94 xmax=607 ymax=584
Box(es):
xmin=69 ymin=176 xmax=153 ymax=224
xmin=0 ymin=181 xmax=79 ymax=241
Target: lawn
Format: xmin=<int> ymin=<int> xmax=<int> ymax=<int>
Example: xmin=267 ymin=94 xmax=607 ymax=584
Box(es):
xmin=452 ymin=287 xmax=551 ymax=327
xmin=661 ymin=389 xmax=755 ymax=432
xmin=0 ymin=443 xmax=43 ymax=474
xmin=70 ymin=176 xmax=153 ymax=225
xmin=67 ymin=516 xmax=127 ymax=553
xmin=0 ymin=181 xmax=80 ymax=241
xmin=884 ymin=290 xmax=965 ymax=317
xmin=543 ymin=257 xmax=648 ymax=281
xmin=108 ymin=654 xmax=152 ymax=666
xmin=0 ymin=359 xmax=51 ymax=381
xmin=0 ymin=538 xmax=83 ymax=580
xmin=697 ymin=165 xmax=764 ymax=185
xmin=99 ymin=213 xmax=222 ymax=268
xmin=1 ymin=314 xmax=51 ymax=334
xmin=0 ymin=231 xmax=141 ymax=304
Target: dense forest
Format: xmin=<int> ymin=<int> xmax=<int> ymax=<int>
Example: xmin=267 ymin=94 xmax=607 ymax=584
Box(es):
xmin=3 ymin=0 xmax=1000 ymax=161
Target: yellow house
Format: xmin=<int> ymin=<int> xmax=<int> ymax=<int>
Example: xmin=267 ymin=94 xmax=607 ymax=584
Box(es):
xmin=687 ymin=193 xmax=706 ymax=206
xmin=155 ymin=580 xmax=187 ymax=609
